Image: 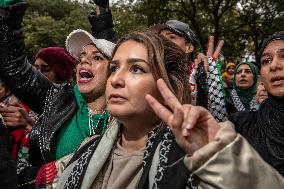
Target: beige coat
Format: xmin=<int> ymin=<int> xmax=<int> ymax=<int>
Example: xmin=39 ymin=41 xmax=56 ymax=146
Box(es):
xmin=184 ymin=121 xmax=284 ymax=189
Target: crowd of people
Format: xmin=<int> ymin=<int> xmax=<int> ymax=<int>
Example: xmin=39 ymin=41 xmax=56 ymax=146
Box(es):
xmin=0 ymin=0 xmax=283 ymax=188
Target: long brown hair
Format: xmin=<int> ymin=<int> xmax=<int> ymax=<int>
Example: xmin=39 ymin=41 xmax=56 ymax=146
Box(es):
xmin=111 ymin=31 xmax=191 ymax=104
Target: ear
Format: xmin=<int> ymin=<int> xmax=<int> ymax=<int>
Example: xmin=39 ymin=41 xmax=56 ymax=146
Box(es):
xmin=185 ymin=43 xmax=194 ymax=54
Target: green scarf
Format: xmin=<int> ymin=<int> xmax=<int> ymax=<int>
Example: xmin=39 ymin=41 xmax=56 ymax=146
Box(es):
xmin=53 ymin=85 xmax=108 ymax=160
xmin=233 ymin=62 xmax=258 ymax=110
xmin=0 ymin=0 xmax=22 ymax=8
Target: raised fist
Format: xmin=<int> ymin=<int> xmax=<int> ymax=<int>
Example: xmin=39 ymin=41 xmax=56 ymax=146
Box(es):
xmin=0 ymin=0 xmax=22 ymax=8
xmin=90 ymin=0 xmax=109 ymax=8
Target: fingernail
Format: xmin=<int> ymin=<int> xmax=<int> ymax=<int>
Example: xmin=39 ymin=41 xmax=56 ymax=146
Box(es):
xmin=182 ymin=129 xmax=189 ymax=136
xmin=185 ymin=123 xmax=192 ymax=129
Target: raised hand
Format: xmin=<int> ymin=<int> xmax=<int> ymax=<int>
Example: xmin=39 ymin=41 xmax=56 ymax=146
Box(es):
xmin=146 ymin=79 xmax=220 ymax=154
xmin=194 ymin=36 xmax=224 ymax=73
xmin=89 ymin=0 xmax=109 ymax=7
xmin=0 ymin=102 xmax=34 ymax=131
xmin=0 ymin=0 xmax=22 ymax=8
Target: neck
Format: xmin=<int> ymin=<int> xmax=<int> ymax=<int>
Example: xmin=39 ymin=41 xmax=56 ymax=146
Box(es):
xmin=119 ymin=117 xmax=159 ymax=153
xmin=86 ymin=95 xmax=106 ymax=115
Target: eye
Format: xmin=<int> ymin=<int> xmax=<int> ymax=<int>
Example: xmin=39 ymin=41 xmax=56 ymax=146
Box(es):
xmin=236 ymin=70 xmax=241 ymax=75
xmin=246 ymin=69 xmax=252 ymax=74
xmin=92 ymin=55 xmax=104 ymax=61
xmin=168 ymin=35 xmax=177 ymax=39
xmin=261 ymin=58 xmax=272 ymax=66
xmin=131 ymin=65 xmax=145 ymax=73
xmin=109 ymin=64 xmax=118 ymax=73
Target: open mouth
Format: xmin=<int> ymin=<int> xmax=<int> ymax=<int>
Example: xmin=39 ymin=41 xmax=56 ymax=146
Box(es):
xmin=78 ymin=69 xmax=94 ymax=82
xmin=271 ymin=76 xmax=284 ymax=83
xmin=239 ymin=79 xmax=248 ymax=84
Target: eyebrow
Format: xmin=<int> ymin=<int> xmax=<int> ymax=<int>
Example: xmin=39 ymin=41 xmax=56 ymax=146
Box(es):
xmin=110 ymin=58 xmax=148 ymax=65
xmin=80 ymin=50 xmax=102 ymax=56
xmin=262 ymin=48 xmax=284 ymax=57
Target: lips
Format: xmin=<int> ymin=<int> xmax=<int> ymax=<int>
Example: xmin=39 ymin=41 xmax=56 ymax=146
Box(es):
xmin=78 ymin=68 xmax=94 ymax=83
xmin=238 ymin=79 xmax=248 ymax=84
xmin=108 ymin=94 xmax=127 ymax=103
xmin=270 ymin=76 xmax=284 ymax=86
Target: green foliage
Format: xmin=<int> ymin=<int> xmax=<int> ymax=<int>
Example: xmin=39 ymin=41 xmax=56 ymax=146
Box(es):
xmin=116 ymin=0 xmax=283 ymax=62
xmin=24 ymin=0 xmax=92 ymax=62
xmin=111 ymin=1 xmax=148 ymax=38
xmin=22 ymin=0 xmax=284 ymax=63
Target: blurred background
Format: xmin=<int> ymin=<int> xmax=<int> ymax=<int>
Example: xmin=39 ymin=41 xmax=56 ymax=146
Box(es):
xmin=24 ymin=0 xmax=284 ymax=65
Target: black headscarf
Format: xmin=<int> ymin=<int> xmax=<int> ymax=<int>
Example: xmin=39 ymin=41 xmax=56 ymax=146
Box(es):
xmin=229 ymin=32 xmax=284 ymax=176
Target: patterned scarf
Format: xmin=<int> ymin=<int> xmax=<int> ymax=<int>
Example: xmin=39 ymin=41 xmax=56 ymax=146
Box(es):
xmin=207 ymin=58 xmax=228 ymax=122
xmin=230 ymin=89 xmax=258 ymax=112
xmin=62 ymin=122 xmax=197 ymax=189
xmin=53 ymin=85 xmax=109 ymax=160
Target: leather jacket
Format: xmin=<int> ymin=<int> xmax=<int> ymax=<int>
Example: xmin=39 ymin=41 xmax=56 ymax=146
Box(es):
xmin=0 ymin=2 xmax=78 ymax=166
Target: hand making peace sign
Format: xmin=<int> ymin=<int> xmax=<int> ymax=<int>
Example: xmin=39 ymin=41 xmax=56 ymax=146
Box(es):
xmin=146 ymin=79 xmax=220 ymax=154
xmin=146 ymin=36 xmax=224 ymax=154
xmin=195 ymin=36 xmax=224 ymax=73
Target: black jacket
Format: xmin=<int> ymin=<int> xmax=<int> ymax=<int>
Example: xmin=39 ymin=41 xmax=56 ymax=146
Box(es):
xmin=0 ymin=2 xmax=116 ymax=187
xmin=0 ymin=120 xmax=17 ymax=189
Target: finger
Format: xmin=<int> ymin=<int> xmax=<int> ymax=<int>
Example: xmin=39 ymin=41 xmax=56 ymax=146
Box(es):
xmin=180 ymin=104 xmax=193 ymax=130
xmin=197 ymin=53 xmax=209 ymax=72
xmin=194 ymin=58 xmax=199 ymax=68
xmin=170 ymin=106 xmax=185 ymax=135
xmin=157 ymin=79 xmax=181 ymax=111
xmin=19 ymin=108 xmax=35 ymax=125
xmin=8 ymin=101 xmax=20 ymax=107
xmin=184 ymin=106 xmax=209 ymax=129
xmin=2 ymin=112 xmax=18 ymax=118
xmin=207 ymin=36 xmax=214 ymax=57
xmin=204 ymin=58 xmax=209 ymax=73
xmin=146 ymin=94 xmax=172 ymax=125
xmin=213 ymin=39 xmax=224 ymax=59
xmin=0 ymin=106 xmax=19 ymax=113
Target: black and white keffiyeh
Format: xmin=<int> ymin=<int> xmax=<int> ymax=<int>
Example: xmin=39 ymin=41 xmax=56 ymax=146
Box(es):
xmin=230 ymin=89 xmax=258 ymax=112
xmin=207 ymin=57 xmax=228 ymax=122
xmin=62 ymin=122 xmax=198 ymax=189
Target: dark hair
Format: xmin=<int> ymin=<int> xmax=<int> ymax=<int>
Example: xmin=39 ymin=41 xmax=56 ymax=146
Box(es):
xmin=111 ymin=30 xmax=191 ymax=104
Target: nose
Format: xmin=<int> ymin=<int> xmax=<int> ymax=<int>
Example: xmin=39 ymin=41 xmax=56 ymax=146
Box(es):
xmin=79 ymin=55 xmax=92 ymax=65
xmin=110 ymin=69 xmax=125 ymax=88
xmin=270 ymin=56 xmax=283 ymax=72
xmin=240 ymin=70 xmax=246 ymax=77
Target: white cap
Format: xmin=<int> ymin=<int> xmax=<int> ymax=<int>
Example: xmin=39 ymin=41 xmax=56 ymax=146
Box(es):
xmin=65 ymin=29 xmax=115 ymax=60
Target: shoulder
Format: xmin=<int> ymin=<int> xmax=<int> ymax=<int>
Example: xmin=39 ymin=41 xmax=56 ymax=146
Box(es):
xmin=228 ymin=111 xmax=258 ymax=134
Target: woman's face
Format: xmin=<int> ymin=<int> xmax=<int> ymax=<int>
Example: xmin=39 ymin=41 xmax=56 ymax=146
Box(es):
xmin=106 ymin=40 xmax=161 ymax=120
xmin=256 ymin=80 xmax=268 ymax=104
xmin=235 ymin=64 xmax=254 ymax=89
xmin=260 ymin=40 xmax=284 ymax=97
xmin=34 ymin=58 xmax=60 ymax=83
xmin=76 ymin=44 xmax=109 ymax=100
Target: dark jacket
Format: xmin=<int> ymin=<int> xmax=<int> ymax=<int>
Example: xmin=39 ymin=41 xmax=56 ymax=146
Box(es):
xmin=0 ymin=120 xmax=17 ymax=189
xmin=0 ymin=2 xmax=116 ymax=187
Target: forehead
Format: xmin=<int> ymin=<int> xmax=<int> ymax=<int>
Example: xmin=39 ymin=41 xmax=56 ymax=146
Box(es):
xmin=160 ymin=29 xmax=176 ymax=35
xmin=262 ymin=40 xmax=284 ymax=55
xmin=113 ymin=40 xmax=148 ymax=60
xmin=81 ymin=43 xmax=99 ymax=52
xmin=237 ymin=64 xmax=251 ymax=70
xmin=35 ymin=58 xmax=48 ymax=65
